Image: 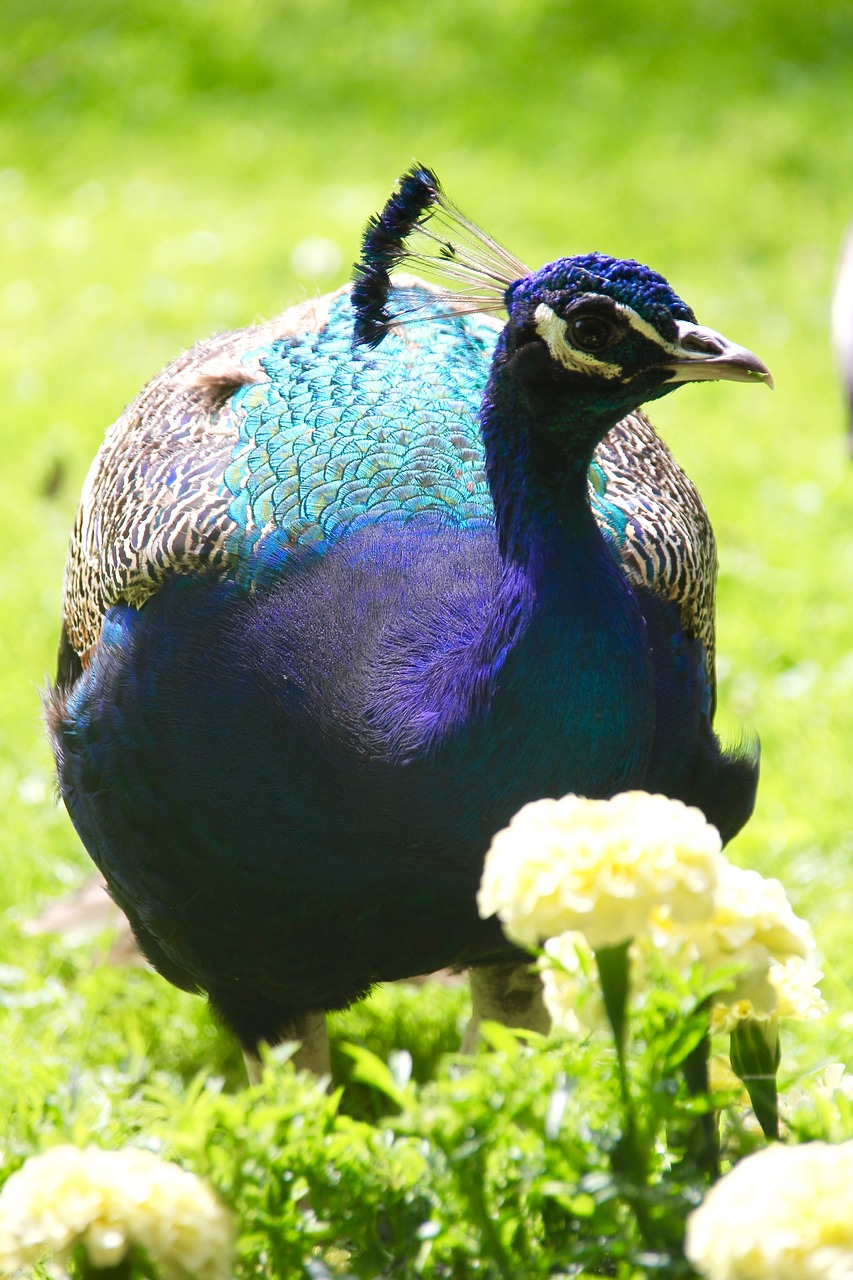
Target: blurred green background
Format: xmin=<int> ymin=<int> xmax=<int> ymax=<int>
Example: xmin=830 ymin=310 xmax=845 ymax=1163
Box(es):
xmin=2 ymin=0 xmax=852 ymax=1068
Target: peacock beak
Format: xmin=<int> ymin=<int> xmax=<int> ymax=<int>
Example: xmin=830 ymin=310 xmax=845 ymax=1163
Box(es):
xmin=663 ymin=321 xmax=774 ymax=389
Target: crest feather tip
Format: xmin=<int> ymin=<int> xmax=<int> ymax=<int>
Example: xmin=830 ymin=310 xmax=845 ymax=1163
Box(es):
xmin=352 ymin=164 xmax=527 ymax=347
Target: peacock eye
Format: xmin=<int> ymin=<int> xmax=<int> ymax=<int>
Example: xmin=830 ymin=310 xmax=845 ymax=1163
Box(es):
xmin=566 ymin=312 xmax=619 ymax=354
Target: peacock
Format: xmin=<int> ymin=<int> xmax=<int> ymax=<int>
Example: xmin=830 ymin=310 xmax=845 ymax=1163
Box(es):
xmin=47 ymin=166 xmax=771 ymax=1075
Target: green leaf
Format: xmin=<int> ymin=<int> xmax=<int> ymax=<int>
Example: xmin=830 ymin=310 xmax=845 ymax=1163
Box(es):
xmin=594 ymin=941 xmax=631 ymax=1055
xmin=336 ymin=1043 xmax=407 ymax=1108
xmin=476 ymin=1019 xmax=526 ymax=1055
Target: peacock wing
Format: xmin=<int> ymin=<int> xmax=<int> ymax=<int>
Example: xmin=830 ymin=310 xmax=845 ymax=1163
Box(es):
xmin=591 ymin=410 xmax=718 ymax=710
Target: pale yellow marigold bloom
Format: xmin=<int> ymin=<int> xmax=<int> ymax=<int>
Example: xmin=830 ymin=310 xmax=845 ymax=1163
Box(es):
xmin=651 ymin=860 xmax=821 ymax=1028
xmin=0 ymin=1145 xmax=234 ymax=1279
xmin=769 ymin=954 xmax=828 ymax=1020
xmin=711 ymin=954 xmax=827 ymax=1033
xmin=685 ymin=1141 xmax=853 ymax=1280
xmin=692 ymin=862 xmax=813 ymax=965
xmin=537 ymin=931 xmax=607 ymax=1034
xmin=478 ymin=791 xmax=723 ymax=951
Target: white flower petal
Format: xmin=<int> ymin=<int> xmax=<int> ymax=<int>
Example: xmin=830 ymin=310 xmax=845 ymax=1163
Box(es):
xmin=686 ymin=1142 xmax=853 ymax=1280
xmin=478 ymin=791 xmax=722 ymax=951
xmin=0 ymin=1146 xmax=235 ymax=1280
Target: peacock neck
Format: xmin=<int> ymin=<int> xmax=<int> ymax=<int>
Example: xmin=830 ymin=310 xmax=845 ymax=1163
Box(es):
xmin=480 ymin=343 xmax=615 ymax=587
xmin=450 ymin=345 xmax=655 ymax=800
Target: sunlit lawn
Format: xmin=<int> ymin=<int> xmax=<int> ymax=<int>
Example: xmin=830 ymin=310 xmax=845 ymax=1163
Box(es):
xmin=1 ymin=0 xmax=853 ymax=1260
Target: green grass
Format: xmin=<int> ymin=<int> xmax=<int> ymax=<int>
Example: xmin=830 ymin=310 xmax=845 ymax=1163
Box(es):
xmin=2 ymin=0 xmax=853 ymax=1272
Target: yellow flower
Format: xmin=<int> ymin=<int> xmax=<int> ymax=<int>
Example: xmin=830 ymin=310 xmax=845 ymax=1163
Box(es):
xmin=478 ymin=791 xmax=723 ymax=951
xmin=685 ymin=1141 xmax=853 ymax=1280
xmin=710 ymin=955 xmax=827 ymax=1033
xmin=770 ymin=954 xmax=827 ymax=1020
xmin=651 ymin=860 xmax=821 ymax=1028
xmin=537 ymin=932 xmax=607 ymax=1034
xmin=0 ymin=1146 xmax=234 ymax=1279
xmin=692 ymin=862 xmax=813 ymax=966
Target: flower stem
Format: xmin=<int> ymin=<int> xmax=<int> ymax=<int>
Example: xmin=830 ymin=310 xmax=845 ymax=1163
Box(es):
xmin=71 ymin=1241 xmax=137 ymax=1280
xmin=595 ymin=941 xmax=630 ymax=1060
xmin=77 ymin=1256 xmax=134 ymax=1280
xmin=595 ymin=942 xmax=666 ymax=1256
xmin=679 ymin=1011 xmax=719 ymax=1181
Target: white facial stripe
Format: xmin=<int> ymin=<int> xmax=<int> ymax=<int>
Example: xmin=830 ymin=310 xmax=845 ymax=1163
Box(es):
xmin=614 ymin=305 xmax=738 ymax=371
xmin=612 ymin=302 xmax=685 ymax=356
xmin=533 ymin=303 xmax=622 ymax=379
xmin=535 ymin=299 xmax=736 ymax=378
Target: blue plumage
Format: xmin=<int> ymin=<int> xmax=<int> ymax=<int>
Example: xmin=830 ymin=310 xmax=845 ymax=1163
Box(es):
xmin=48 ymin=168 xmax=770 ymax=1059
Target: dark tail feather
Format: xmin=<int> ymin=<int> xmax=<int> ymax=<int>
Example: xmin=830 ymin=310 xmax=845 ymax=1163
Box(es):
xmin=352 ymin=164 xmax=442 ymax=347
xmin=681 ymin=729 xmax=760 ymax=846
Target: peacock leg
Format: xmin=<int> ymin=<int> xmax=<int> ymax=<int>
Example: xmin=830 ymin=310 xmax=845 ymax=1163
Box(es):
xmin=462 ymin=962 xmax=551 ymax=1052
xmin=243 ymin=1050 xmax=263 ymax=1086
xmin=289 ymin=1010 xmax=331 ymax=1075
xmin=242 ymin=1011 xmax=330 ymax=1083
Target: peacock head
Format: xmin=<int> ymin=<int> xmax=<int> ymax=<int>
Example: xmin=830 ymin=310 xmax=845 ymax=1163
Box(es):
xmin=352 ymin=164 xmax=772 ymax=447
xmin=498 ymin=251 xmax=773 ymax=435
